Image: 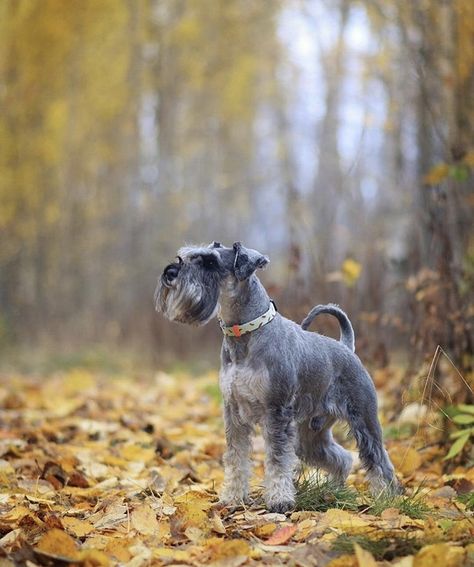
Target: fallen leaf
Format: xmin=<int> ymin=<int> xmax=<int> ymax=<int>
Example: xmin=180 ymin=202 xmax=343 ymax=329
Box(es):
xmin=205 ymin=538 xmax=251 ymax=560
xmin=414 ymin=543 xmax=465 ymax=567
xmin=175 ymin=490 xmax=213 ymax=530
xmin=254 ymin=523 xmax=277 ymax=537
xmin=389 ymin=446 xmax=422 ymax=476
xmin=318 ymin=509 xmax=370 ymax=531
xmin=121 ymin=444 xmax=155 ymax=463
xmin=354 ymin=542 xmax=377 ymax=567
xmin=62 ymin=516 xmax=95 ymax=537
xmin=130 ymin=503 xmax=159 ymax=536
xmin=265 ymin=524 xmax=297 ymax=545
xmin=210 ymin=512 xmax=226 ymax=534
xmin=35 ymin=528 xmax=80 ymax=560
xmin=78 ymin=548 xmax=110 ymax=566
xmin=392 ymin=557 xmax=414 ymax=567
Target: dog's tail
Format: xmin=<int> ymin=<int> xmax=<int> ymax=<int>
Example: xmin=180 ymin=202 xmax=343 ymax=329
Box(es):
xmin=301 ymin=303 xmax=355 ymax=352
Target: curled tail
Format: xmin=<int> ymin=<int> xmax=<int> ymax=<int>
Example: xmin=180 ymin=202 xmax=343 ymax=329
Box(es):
xmin=301 ymin=303 xmax=355 ymax=352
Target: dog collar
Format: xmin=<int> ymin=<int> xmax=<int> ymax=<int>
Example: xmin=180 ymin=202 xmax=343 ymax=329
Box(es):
xmin=218 ymin=301 xmax=277 ymax=338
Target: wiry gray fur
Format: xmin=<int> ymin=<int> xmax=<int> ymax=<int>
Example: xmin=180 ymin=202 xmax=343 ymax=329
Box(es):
xmin=155 ymin=241 xmax=402 ymax=513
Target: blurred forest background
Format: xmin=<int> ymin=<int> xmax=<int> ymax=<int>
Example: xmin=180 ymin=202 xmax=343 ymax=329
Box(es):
xmin=0 ymin=0 xmax=473 ymax=377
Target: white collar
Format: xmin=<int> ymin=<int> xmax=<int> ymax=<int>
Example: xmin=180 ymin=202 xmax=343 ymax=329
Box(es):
xmin=218 ymin=301 xmax=277 ymax=338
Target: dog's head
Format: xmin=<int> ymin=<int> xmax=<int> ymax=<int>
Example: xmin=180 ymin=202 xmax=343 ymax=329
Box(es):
xmin=155 ymin=241 xmax=269 ymax=325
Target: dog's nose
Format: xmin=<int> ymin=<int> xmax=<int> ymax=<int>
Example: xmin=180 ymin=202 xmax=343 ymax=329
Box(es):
xmin=165 ymin=265 xmax=180 ymax=279
xmin=162 ymin=263 xmax=181 ymax=287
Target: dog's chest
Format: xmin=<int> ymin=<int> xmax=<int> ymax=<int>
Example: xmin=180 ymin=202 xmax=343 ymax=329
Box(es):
xmin=220 ymin=363 xmax=270 ymax=423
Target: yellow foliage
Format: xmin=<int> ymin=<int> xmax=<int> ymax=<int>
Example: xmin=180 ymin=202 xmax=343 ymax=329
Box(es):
xmin=423 ymin=163 xmax=449 ymax=185
xmin=0 ymin=371 xmax=473 ymax=564
xmin=341 ymin=259 xmax=362 ymax=287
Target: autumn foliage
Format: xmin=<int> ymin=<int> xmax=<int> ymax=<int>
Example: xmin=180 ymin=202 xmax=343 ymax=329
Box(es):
xmin=0 ymin=369 xmax=472 ymax=566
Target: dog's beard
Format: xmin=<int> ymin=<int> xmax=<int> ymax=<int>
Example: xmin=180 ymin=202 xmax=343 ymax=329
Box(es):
xmin=155 ymin=265 xmax=220 ymax=326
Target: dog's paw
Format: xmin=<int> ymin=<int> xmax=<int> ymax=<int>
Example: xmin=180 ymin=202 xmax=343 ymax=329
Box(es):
xmin=217 ymin=492 xmax=252 ymax=509
xmin=267 ymin=500 xmax=295 ymax=514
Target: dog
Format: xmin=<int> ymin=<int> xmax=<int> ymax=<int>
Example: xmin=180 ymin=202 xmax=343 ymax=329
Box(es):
xmin=155 ymin=241 xmax=401 ymax=513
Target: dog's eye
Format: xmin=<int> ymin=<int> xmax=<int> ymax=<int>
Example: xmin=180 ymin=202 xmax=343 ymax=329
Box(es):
xmin=202 ymin=255 xmax=218 ymax=270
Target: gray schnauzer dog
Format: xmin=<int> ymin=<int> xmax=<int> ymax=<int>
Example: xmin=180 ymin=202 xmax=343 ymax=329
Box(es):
xmin=155 ymin=242 xmax=401 ymax=513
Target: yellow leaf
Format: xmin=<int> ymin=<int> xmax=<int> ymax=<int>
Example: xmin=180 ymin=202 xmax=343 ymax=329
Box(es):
xmin=120 ymin=444 xmax=155 ymax=463
xmin=414 ymin=543 xmax=465 ymax=567
xmin=326 ymin=555 xmax=358 ymax=567
xmin=204 ymin=538 xmax=251 ymax=561
xmin=423 ymin=163 xmax=449 ymax=185
xmin=130 ymin=503 xmax=159 ymax=536
xmin=175 ymin=490 xmax=213 ymax=530
xmin=341 ymin=259 xmax=362 ymax=287
xmin=154 ymin=547 xmax=193 ymax=562
xmin=36 ymin=528 xmax=80 ymax=560
xmin=354 ymin=543 xmax=378 ymax=567
xmin=294 ymin=518 xmax=316 ymax=541
xmin=3 ymin=506 xmax=32 ymax=523
xmin=254 ymin=523 xmax=277 ymax=537
xmin=61 ymin=517 xmax=95 ymax=537
xmin=319 ymin=509 xmax=370 ymax=531
xmin=388 ymin=446 xmax=422 ymax=476
xmin=392 ymin=557 xmax=414 ymax=567
xmin=463 ymin=151 xmax=474 ymax=167
xmin=77 ymin=549 xmax=110 ymax=566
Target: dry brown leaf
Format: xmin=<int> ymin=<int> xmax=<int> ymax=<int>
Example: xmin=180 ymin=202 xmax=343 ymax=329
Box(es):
xmin=130 ymin=503 xmax=159 ymax=536
xmin=210 ymin=512 xmax=226 ymax=534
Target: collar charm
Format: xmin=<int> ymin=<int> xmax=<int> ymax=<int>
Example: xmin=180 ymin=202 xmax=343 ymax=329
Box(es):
xmin=218 ymin=301 xmax=277 ymax=338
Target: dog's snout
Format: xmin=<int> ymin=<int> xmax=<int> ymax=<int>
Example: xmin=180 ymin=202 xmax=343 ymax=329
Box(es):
xmin=162 ymin=262 xmax=181 ymax=287
xmin=165 ymin=264 xmax=180 ymax=279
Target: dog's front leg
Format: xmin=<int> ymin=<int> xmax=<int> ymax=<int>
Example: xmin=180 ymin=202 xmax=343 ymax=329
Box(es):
xmin=262 ymin=403 xmax=297 ymax=513
xmin=220 ymin=401 xmax=253 ymax=506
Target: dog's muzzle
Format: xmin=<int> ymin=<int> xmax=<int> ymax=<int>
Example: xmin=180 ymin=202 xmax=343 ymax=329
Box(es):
xmin=161 ymin=259 xmax=182 ymax=288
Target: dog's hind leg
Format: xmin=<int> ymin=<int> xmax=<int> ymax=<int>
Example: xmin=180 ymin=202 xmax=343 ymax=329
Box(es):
xmin=344 ymin=377 xmax=402 ymax=495
xmin=297 ymin=419 xmax=353 ymax=485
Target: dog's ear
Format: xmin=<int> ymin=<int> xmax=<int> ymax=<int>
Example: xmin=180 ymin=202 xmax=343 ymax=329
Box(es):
xmin=233 ymin=242 xmax=269 ymax=281
xmin=208 ymin=241 xmax=223 ymax=249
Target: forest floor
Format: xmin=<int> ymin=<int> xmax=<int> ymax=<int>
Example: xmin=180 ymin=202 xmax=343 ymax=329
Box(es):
xmin=0 ymin=365 xmax=472 ymax=566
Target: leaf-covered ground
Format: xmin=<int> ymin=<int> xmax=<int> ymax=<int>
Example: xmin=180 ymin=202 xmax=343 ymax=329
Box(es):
xmin=0 ymin=369 xmax=472 ymax=566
